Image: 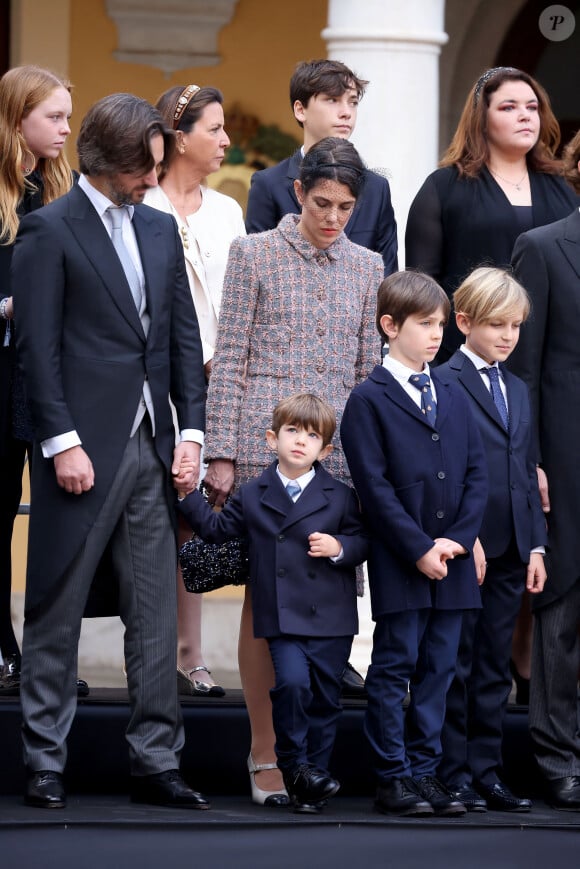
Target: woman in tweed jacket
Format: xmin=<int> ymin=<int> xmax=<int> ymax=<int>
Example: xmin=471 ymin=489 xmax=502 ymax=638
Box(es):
xmin=202 ymin=138 xmax=384 ymax=805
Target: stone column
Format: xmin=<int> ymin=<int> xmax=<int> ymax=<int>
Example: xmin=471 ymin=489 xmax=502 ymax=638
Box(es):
xmin=322 ymin=0 xmax=448 ymax=261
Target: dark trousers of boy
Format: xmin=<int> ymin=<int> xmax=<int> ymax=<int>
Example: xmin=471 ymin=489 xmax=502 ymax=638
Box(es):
xmin=268 ymin=634 xmax=352 ymax=773
xmin=365 ymin=602 xmax=463 ymax=781
xmin=439 ymin=539 xmax=525 ymax=788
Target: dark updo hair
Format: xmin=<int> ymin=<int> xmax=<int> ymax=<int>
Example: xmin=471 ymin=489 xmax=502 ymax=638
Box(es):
xmin=155 ymin=84 xmax=224 ymax=133
xmin=299 ymin=137 xmax=366 ymax=200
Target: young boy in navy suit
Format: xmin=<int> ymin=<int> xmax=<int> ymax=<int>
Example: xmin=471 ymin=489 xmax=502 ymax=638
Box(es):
xmin=178 ymin=393 xmax=367 ymax=813
xmin=340 ymin=271 xmax=488 ymax=817
xmin=436 ymin=267 xmax=547 ymax=812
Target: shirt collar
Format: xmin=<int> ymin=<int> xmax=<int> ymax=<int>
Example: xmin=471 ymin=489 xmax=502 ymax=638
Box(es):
xmin=79 ymin=174 xmax=135 ymax=222
xmin=276 ymin=464 xmax=316 ymax=492
xmin=460 ymin=344 xmax=500 ymax=372
xmin=383 ymin=353 xmax=432 ymax=383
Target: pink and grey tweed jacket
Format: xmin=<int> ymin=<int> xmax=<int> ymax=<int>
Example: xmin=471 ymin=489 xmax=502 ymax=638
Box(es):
xmin=204 ymin=214 xmax=384 ymax=487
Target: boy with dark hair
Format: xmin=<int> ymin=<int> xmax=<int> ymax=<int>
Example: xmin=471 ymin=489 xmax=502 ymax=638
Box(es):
xmin=341 ymin=271 xmax=487 ymax=817
xmin=245 ymin=58 xmax=397 ymax=275
xmin=178 ymin=393 xmax=367 ymax=813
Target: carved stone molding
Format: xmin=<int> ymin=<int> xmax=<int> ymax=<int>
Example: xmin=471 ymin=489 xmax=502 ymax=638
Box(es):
xmin=105 ymin=0 xmax=239 ymax=75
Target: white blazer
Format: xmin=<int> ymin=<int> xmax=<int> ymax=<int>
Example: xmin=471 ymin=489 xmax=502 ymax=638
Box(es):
xmin=144 ymin=184 xmax=246 ymax=363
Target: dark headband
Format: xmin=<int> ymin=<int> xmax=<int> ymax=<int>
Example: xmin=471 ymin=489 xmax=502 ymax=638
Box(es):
xmin=473 ymin=67 xmax=520 ymax=104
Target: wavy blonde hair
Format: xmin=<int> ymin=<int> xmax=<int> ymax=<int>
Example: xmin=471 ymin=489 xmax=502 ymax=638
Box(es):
xmin=0 ymin=65 xmax=73 ymax=244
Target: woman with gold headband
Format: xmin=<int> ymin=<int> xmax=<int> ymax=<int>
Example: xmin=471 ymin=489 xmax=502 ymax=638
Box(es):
xmin=145 ymin=85 xmax=245 ymax=700
xmin=406 ymin=66 xmax=578 ymax=363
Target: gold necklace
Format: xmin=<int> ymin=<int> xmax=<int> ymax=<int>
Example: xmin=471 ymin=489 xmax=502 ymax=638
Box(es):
xmin=489 ymin=166 xmax=528 ymax=191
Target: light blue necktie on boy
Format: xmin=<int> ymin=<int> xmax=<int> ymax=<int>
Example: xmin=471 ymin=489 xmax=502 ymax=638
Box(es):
xmin=286 ymin=480 xmax=301 ymax=501
xmin=409 ymin=372 xmax=437 ymax=426
xmin=485 ymin=366 xmax=509 ymax=430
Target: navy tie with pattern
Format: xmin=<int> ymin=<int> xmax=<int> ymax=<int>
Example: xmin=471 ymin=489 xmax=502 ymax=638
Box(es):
xmin=485 ymin=366 xmax=509 ymax=430
xmin=409 ymin=372 xmax=437 ymax=426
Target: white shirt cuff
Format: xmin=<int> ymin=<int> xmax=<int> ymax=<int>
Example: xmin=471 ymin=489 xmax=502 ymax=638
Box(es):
xmin=180 ymin=429 xmax=204 ymax=447
xmin=41 ymin=430 xmax=82 ymax=458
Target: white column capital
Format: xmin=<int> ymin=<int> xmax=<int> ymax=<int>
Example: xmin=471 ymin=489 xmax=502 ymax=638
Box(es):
xmin=321 ymin=27 xmax=448 ymax=50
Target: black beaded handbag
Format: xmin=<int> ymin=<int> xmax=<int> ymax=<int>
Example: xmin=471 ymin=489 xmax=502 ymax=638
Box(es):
xmin=179 ymin=487 xmax=250 ymax=593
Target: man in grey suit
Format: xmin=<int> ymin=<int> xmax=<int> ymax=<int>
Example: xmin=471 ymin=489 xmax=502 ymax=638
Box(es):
xmin=509 ymin=128 xmax=580 ymax=811
xmin=13 ymin=94 xmax=209 ymax=810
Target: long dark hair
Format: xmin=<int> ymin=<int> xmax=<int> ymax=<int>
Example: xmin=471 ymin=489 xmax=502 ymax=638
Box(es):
xmin=441 ymin=67 xmax=562 ymax=177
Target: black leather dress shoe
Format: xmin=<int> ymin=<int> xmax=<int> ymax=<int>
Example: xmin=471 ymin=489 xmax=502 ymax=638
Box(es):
xmin=76 ymin=679 xmax=90 ymax=697
xmin=546 ymin=775 xmax=580 ymax=810
xmin=130 ymin=770 xmax=210 ymax=809
xmin=449 ymin=784 xmax=487 ymax=812
xmin=25 ymin=770 xmax=66 ymax=808
xmin=375 ymin=777 xmax=434 ymax=816
xmin=414 ymin=775 xmax=466 ymax=815
xmin=476 ymin=780 xmax=531 ymax=812
xmin=0 ymin=654 xmax=21 ymax=696
xmin=283 ymin=764 xmax=340 ymax=812
xmin=340 ymin=661 xmax=366 ymax=698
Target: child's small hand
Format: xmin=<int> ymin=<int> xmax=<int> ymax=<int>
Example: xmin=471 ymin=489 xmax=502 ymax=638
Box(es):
xmin=416 ymin=543 xmax=449 ymax=580
xmin=434 ymin=537 xmax=467 ymax=559
xmin=526 ymin=552 xmax=547 ymax=593
xmin=473 ymin=537 xmax=487 ymax=586
xmin=308 ymin=532 xmax=341 ymax=559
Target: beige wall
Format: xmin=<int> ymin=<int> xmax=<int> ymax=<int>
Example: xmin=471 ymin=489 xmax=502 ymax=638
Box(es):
xmin=68 ymin=0 xmax=327 ymax=166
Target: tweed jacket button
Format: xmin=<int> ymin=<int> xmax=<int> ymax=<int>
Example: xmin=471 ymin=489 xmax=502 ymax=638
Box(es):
xmin=316 ymin=362 xmax=326 ymax=373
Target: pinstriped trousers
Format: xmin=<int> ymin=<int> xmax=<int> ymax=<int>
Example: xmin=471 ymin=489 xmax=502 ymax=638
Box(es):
xmin=529 ymin=578 xmax=580 ymax=781
xmin=21 ymin=420 xmax=184 ymax=776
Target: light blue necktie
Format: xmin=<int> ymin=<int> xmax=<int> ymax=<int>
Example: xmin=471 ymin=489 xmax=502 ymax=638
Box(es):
xmin=485 ymin=366 xmax=509 ymax=430
xmin=409 ymin=372 xmax=437 ymax=426
xmin=107 ymin=206 xmax=146 ymax=317
xmin=286 ymin=480 xmax=301 ymax=501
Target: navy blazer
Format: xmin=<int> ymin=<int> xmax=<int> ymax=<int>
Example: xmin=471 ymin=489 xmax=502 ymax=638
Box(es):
xmin=178 ymin=461 xmax=367 ymax=638
xmin=436 ymin=351 xmax=546 ymax=562
xmin=340 ymin=365 xmax=487 ymax=618
xmin=245 ymin=149 xmax=398 ymax=275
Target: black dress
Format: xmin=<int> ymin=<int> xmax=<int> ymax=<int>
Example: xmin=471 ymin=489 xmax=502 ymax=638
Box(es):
xmin=0 ymin=173 xmax=44 ymax=662
xmin=405 ymin=165 xmax=580 ymax=360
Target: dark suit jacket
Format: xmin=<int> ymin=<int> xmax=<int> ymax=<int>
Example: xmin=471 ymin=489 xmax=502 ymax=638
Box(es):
xmin=509 ymin=208 xmax=580 ymax=605
xmin=340 ymin=365 xmax=487 ymax=618
xmin=245 ymin=149 xmax=398 ymax=275
xmin=12 ymin=183 xmax=205 ymax=612
xmin=436 ymin=351 xmax=546 ymax=561
xmin=178 ymin=461 xmax=367 ymax=638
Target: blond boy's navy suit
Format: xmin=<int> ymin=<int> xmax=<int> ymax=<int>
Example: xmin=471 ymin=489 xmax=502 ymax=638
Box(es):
xmin=436 ymin=351 xmax=547 ymax=789
xmin=341 ymin=364 xmax=487 ymax=782
xmin=178 ymin=460 xmax=367 ymax=771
